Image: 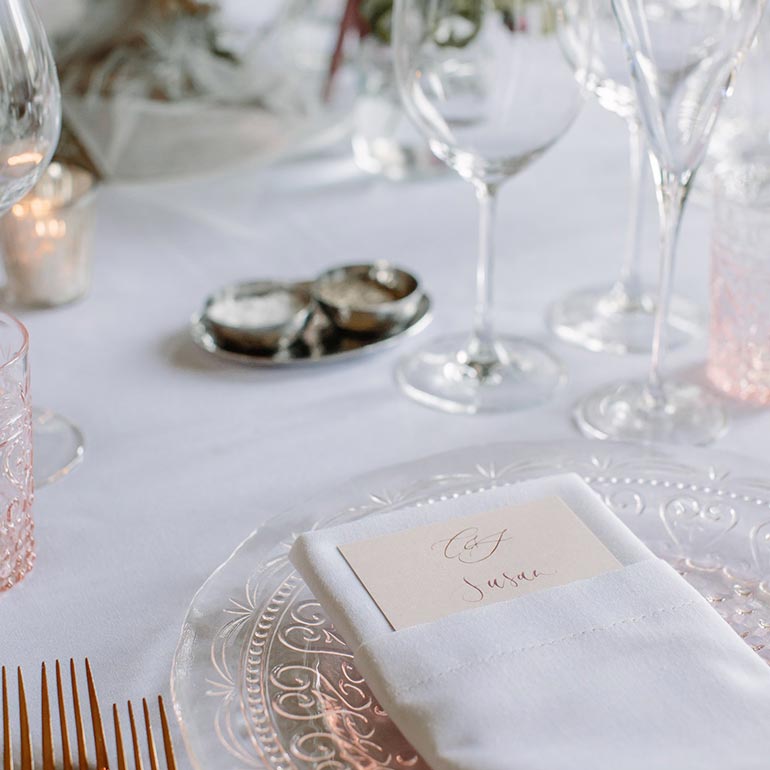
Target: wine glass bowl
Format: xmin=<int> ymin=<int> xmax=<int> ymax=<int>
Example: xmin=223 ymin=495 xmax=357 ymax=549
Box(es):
xmin=0 ymin=0 xmax=61 ymax=213
xmin=398 ymin=3 xmax=584 ymax=183
xmin=617 ymin=1 xmax=761 ymax=178
xmin=393 ymin=0 xmax=587 ymax=414
xmin=563 ymin=2 xmax=636 ymax=119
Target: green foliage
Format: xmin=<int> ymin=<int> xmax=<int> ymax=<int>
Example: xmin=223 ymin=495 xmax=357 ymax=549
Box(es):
xmin=359 ymin=0 xmax=394 ymax=43
xmin=360 ymin=0 xmax=484 ymax=46
xmin=358 ymin=1 xmax=554 ymax=47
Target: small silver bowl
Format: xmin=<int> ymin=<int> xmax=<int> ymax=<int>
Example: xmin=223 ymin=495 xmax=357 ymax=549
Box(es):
xmin=312 ymin=263 xmax=421 ymax=336
xmin=203 ymin=281 xmax=313 ymax=352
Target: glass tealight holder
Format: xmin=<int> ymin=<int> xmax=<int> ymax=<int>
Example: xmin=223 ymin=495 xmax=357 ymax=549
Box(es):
xmin=0 ymin=162 xmax=96 ymax=307
xmin=708 ymin=159 xmax=770 ymax=404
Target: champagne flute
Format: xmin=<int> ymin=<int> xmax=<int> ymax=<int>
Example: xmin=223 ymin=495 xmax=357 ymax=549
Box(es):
xmin=393 ymin=0 xmax=588 ymax=414
xmin=575 ymin=0 xmax=767 ymax=444
xmin=0 ymin=0 xmax=85 ymax=483
xmin=549 ymin=0 xmax=702 ymax=354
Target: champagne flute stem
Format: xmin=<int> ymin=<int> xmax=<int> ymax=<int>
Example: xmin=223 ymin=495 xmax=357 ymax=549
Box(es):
xmin=616 ymin=118 xmax=647 ymax=301
xmin=648 ymin=162 xmax=688 ymax=403
xmin=470 ymin=181 xmax=499 ymax=364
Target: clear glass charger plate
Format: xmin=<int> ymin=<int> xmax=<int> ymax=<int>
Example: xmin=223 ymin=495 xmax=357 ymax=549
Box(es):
xmin=171 ymin=440 xmax=770 ymax=770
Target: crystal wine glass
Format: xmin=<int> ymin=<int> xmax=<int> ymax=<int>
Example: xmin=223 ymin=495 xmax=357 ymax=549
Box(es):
xmin=575 ymin=0 xmax=767 ymax=444
xmin=0 ymin=0 xmax=85 ymax=484
xmin=393 ymin=0 xmax=588 ymax=413
xmin=549 ymin=0 xmax=702 ymax=354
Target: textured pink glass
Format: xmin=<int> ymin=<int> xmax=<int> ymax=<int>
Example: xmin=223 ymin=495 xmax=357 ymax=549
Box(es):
xmin=708 ymin=168 xmax=770 ymax=405
xmin=0 ymin=312 xmax=34 ymax=591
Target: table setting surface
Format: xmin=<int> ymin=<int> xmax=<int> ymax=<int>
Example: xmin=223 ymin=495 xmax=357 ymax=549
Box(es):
xmin=3 ymin=99 xmax=770 ymax=761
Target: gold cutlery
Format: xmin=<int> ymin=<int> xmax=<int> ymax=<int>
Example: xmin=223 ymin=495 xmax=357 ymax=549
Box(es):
xmin=1 ymin=660 xmax=177 ymax=770
xmin=113 ymin=698 xmax=177 ymax=770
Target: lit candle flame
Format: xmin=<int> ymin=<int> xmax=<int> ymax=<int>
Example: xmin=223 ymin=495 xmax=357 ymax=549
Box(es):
xmin=7 ymin=152 xmax=43 ymax=167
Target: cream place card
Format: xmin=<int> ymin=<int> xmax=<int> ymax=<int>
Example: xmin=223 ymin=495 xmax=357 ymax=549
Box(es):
xmin=338 ymin=496 xmax=622 ymax=630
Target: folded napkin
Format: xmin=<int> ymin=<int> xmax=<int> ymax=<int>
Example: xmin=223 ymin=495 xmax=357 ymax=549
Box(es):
xmin=290 ymin=474 xmax=770 ymax=770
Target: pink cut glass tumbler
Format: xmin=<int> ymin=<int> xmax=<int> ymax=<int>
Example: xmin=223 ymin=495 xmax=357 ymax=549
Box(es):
xmin=708 ymin=161 xmax=770 ymax=405
xmin=0 ymin=312 xmax=34 ymax=591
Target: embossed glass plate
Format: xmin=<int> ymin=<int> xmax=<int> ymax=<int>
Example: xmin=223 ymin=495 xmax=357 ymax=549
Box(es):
xmin=172 ymin=441 xmax=770 ymax=770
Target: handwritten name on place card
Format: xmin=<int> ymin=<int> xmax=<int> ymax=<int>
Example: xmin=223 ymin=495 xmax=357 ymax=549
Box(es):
xmin=337 ymin=496 xmax=622 ymax=630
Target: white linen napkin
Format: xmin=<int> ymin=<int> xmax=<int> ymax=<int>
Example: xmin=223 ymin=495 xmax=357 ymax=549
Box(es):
xmin=290 ymin=474 xmax=770 ymax=770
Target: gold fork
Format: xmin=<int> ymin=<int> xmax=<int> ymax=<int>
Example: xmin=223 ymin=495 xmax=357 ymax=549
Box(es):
xmin=1 ymin=660 xmax=177 ymax=770
xmin=3 ymin=659 xmax=105 ymax=770
xmin=113 ymin=699 xmax=177 ymax=770
xmin=2 ymin=658 xmax=109 ymax=770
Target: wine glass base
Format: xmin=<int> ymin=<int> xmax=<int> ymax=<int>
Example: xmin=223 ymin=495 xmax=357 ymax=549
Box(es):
xmin=574 ymin=379 xmax=727 ymax=446
xmin=32 ymin=408 xmax=85 ymax=487
xmin=548 ymin=284 xmax=703 ymax=354
xmin=396 ymin=333 xmax=565 ymax=414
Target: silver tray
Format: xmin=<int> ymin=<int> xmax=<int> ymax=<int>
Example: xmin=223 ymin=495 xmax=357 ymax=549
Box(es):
xmin=171 ymin=441 xmax=770 ymax=770
xmin=190 ymin=294 xmax=432 ymax=367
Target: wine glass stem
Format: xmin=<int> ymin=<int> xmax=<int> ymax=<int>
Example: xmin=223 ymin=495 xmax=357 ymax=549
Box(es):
xmin=470 ymin=181 xmax=499 ymax=364
xmin=648 ymin=163 xmax=688 ymax=403
xmin=616 ymin=119 xmax=647 ymax=301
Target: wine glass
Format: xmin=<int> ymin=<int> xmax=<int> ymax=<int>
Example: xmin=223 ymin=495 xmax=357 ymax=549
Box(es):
xmin=549 ymin=0 xmax=702 ymax=354
xmin=392 ymin=0 xmax=588 ymax=414
xmin=0 ymin=0 xmax=85 ymax=484
xmin=575 ymin=0 xmax=767 ymax=444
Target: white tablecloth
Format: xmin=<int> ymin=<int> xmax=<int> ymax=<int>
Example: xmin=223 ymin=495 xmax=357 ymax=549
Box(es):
xmin=2 ymin=102 xmax=768 ymax=757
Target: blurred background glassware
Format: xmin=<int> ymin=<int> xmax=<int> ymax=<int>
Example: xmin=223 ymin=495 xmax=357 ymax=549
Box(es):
xmin=0 ymin=0 xmax=85 ymax=485
xmin=272 ymin=0 xmax=353 ymax=111
xmin=1 ymin=162 xmax=96 ymax=308
xmin=707 ymin=10 xmax=770 ymax=191
xmin=548 ymin=0 xmax=702 ymax=354
xmin=319 ymin=0 xmax=440 ymax=179
xmin=351 ymin=35 xmax=442 ymax=179
xmin=708 ymin=159 xmax=770 ymax=405
xmin=575 ymin=0 xmax=766 ymax=445
xmin=392 ymin=0 xmax=588 ymax=414
xmin=0 ymin=312 xmax=34 ymax=591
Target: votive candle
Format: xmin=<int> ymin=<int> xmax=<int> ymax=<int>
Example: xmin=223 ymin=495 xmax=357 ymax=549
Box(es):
xmin=1 ymin=162 xmax=96 ymax=307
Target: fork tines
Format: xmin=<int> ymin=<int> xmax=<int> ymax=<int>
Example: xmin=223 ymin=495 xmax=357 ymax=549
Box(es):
xmin=2 ymin=660 xmax=101 ymax=770
xmin=1 ymin=661 xmax=177 ymax=770
xmin=114 ymin=698 xmax=176 ymax=770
